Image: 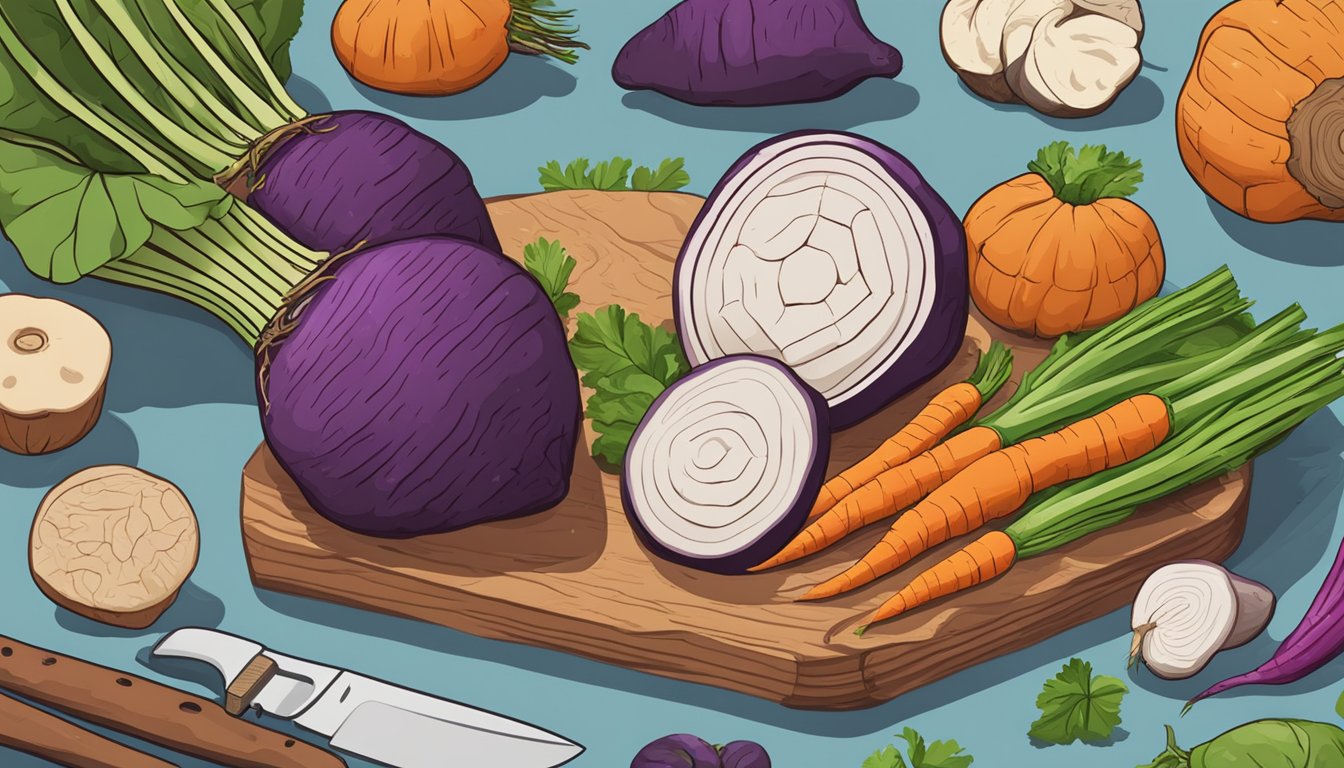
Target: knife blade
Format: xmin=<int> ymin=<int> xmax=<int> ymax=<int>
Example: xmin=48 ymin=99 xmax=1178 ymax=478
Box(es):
xmin=152 ymin=628 xmax=584 ymax=768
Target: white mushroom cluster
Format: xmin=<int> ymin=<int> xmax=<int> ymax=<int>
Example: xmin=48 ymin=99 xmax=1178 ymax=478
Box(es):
xmin=941 ymin=0 xmax=1144 ymax=117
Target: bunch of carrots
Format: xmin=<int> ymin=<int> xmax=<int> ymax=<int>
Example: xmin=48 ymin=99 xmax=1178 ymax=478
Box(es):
xmin=752 ymin=268 xmax=1344 ymax=633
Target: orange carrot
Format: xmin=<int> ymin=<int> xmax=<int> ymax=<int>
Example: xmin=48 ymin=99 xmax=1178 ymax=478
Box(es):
xmin=750 ymin=426 xmax=1003 ymax=571
xmin=799 ymin=394 xmax=1171 ymax=601
xmin=806 ymin=342 xmax=1013 ymax=524
xmin=855 ymin=531 xmax=1018 ymax=634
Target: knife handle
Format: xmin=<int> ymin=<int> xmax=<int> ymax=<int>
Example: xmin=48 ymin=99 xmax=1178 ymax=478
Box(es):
xmin=0 ymin=636 xmax=346 ymax=768
xmin=0 ymin=690 xmax=178 ymax=768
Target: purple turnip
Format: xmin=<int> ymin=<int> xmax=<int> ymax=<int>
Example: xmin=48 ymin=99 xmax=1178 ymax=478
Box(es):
xmin=259 ymin=236 xmax=581 ymax=537
xmin=719 ymin=740 xmax=771 ymax=768
xmin=630 ymin=734 xmax=722 ymax=768
xmin=218 ymin=111 xmax=501 ymax=255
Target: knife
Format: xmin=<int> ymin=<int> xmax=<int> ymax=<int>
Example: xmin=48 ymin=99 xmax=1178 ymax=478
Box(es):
xmin=152 ymin=627 xmax=584 ymax=768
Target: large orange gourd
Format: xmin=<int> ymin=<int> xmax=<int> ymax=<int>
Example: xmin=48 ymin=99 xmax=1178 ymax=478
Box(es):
xmin=1176 ymin=0 xmax=1344 ymax=223
xmin=965 ymin=142 xmax=1164 ymax=338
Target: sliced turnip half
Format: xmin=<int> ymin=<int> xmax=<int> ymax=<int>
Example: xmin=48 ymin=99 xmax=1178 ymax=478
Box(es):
xmin=674 ymin=131 xmax=968 ymax=428
xmin=940 ymin=0 xmax=1020 ymax=103
xmin=1006 ymin=6 xmax=1142 ymax=117
xmin=1130 ymin=561 xmax=1276 ymax=680
xmin=622 ymin=355 xmax=829 ymax=574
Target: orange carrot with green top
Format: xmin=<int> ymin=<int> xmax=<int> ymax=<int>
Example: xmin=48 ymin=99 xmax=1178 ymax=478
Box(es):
xmin=799 ymin=393 xmax=1172 ymax=601
xmin=854 ymin=318 xmax=1344 ymax=632
xmin=805 ymin=343 xmax=1012 ymax=524
xmin=752 ymin=426 xmax=1003 ymax=571
xmin=749 ymin=269 xmax=1255 ymax=574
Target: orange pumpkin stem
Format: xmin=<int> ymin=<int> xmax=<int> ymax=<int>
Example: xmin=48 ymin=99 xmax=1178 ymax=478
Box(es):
xmin=1287 ymin=78 xmax=1344 ymax=211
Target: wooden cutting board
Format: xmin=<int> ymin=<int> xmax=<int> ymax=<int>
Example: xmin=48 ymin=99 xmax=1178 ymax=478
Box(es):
xmin=241 ymin=190 xmax=1251 ymax=710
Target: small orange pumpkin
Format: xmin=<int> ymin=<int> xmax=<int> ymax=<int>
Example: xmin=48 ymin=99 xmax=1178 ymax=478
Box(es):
xmin=965 ymin=142 xmax=1164 ymax=338
xmin=1176 ymin=0 xmax=1344 ymax=223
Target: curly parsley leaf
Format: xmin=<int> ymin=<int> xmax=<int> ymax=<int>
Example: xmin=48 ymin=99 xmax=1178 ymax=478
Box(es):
xmin=522 ymin=237 xmax=581 ymax=320
xmin=862 ymin=728 xmax=973 ymax=768
xmin=632 ymin=157 xmax=690 ymax=192
xmin=568 ymin=305 xmax=689 ymax=467
xmin=1028 ymin=658 xmax=1128 ymax=745
xmin=1027 ymin=141 xmax=1143 ymax=205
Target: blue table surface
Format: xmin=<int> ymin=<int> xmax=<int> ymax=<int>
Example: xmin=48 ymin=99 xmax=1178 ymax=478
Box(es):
xmin=4 ymin=2 xmax=1344 ymax=766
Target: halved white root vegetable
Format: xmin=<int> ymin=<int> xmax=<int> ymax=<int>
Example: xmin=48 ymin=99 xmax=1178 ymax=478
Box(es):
xmin=1006 ymin=7 xmax=1141 ymax=117
xmin=999 ymin=0 xmax=1073 ymax=77
xmin=1070 ymin=0 xmax=1144 ymax=35
xmin=29 ymin=466 xmax=199 ymax=629
xmin=1130 ymin=561 xmax=1276 ymax=680
xmin=0 ymin=294 xmax=111 ymax=455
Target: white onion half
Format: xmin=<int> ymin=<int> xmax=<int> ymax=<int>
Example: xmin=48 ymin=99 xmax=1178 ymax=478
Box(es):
xmin=1130 ymin=560 xmax=1276 ymax=680
xmin=622 ymin=356 xmax=829 ymax=573
xmin=675 ymin=131 xmax=967 ymax=428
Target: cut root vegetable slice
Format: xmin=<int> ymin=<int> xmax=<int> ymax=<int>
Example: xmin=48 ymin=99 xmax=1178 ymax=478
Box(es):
xmin=674 ymin=131 xmax=967 ymax=428
xmin=940 ymin=0 xmax=1020 ymax=102
xmin=29 ymin=466 xmax=199 ymax=629
xmin=621 ymin=356 xmax=829 ymax=574
xmin=999 ymin=0 xmax=1073 ymax=75
xmin=0 ymin=294 xmax=110 ymax=455
xmin=1006 ymin=7 xmax=1141 ymax=117
xmin=1070 ymin=0 xmax=1144 ymax=36
xmin=1130 ymin=560 xmax=1275 ymax=680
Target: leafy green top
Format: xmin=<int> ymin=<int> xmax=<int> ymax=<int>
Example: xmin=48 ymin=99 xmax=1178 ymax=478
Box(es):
xmin=568 ymin=306 xmax=689 ymax=468
xmin=539 ymin=157 xmax=690 ymax=192
xmin=1027 ymin=141 xmax=1144 ymax=206
xmin=523 ymin=237 xmax=581 ymax=320
xmin=862 ymin=727 xmax=973 ymax=768
xmin=1028 ymin=658 xmax=1129 ymax=745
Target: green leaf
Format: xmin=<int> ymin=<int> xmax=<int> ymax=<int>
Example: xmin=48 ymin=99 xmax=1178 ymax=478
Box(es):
xmin=1028 ymin=658 xmax=1128 ymax=745
xmin=588 ymin=157 xmax=632 ymax=191
xmin=539 ymin=158 xmax=596 ymax=191
xmin=1337 ymin=690 xmax=1344 ymax=722
xmin=225 ymin=0 xmax=305 ymax=81
xmin=1026 ymin=141 xmax=1143 ymax=205
xmin=862 ymin=745 xmax=907 ymax=768
xmin=0 ymin=133 xmax=226 ymax=282
xmin=522 ymin=237 xmax=581 ymax=321
xmin=568 ymin=305 xmax=689 ymax=470
xmin=631 ymin=158 xmax=690 ymax=191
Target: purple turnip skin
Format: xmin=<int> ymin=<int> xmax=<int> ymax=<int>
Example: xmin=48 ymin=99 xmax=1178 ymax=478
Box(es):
xmin=260 ymin=237 xmax=580 ymax=537
xmin=612 ymin=0 xmax=902 ymax=106
xmin=244 ymin=111 xmax=501 ymax=255
xmin=719 ymin=740 xmax=771 ymax=768
xmin=621 ymin=355 xmax=830 ymax=574
xmin=629 ymin=734 xmax=722 ymax=768
xmin=1189 ymin=538 xmax=1344 ymax=705
xmin=674 ymin=131 xmax=968 ymax=429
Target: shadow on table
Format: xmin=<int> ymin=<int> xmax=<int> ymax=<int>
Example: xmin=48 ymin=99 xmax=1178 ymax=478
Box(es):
xmin=0 ymin=413 xmax=138 ymax=489
xmin=1209 ymin=201 xmax=1344 ymax=267
xmin=0 ymin=245 xmax=257 ymax=411
xmin=54 ymin=583 xmax=226 ymax=639
xmin=620 ymin=78 xmax=920 ymax=132
xmin=287 ymin=74 xmax=333 ymax=114
xmin=1128 ymin=408 xmax=1344 ymax=701
xmin=350 ymin=56 xmax=577 ymax=121
xmin=964 ymin=74 xmax=1164 ymax=131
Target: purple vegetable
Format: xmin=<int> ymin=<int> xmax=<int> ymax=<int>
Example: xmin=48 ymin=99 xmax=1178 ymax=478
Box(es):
xmin=622 ymin=355 xmax=829 ymax=574
xmin=719 ymin=741 xmax=771 ymax=768
xmin=674 ymin=131 xmax=968 ymax=429
xmin=1188 ymin=538 xmax=1344 ymax=707
xmin=630 ymin=734 xmax=722 ymax=768
xmin=223 ymin=111 xmax=500 ymax=255
xmin=612 ymin=0 xmax=902 ymax=106
xmin=259 ymin=236 xmax=581 ymax=537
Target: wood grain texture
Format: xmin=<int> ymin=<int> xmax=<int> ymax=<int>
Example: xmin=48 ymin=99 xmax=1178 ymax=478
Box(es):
xmin=0 ymin=691 xmax=176 ymax=768
xmin=241 ymin=190 xmax=1251 ymax=710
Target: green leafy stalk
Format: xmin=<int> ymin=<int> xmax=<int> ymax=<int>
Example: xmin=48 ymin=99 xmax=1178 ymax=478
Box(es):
xmin=523 ymin=237 xmax=581 ymax=320
xmin=1137 ymin=726 xmax=1193 ymax=768
xmin=539 ymin=157 xmax=690 ymax=192
xmin=567 ymin=306 xmax=689 ymax=468
xmin=506 ymin=0 xmax=590 ymax=64
xmin=966 ymin=341 xmax=1013 ymax=402
xmin=861 ymin=727 xmax=973 ymax=768
xmin=1029 ymin=658 xmax=1128 ymax=745
xmin=1028 ymin=141 xmax=1144 ymax=206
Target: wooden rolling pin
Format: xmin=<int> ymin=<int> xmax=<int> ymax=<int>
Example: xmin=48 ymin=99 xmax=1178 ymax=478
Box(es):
xmin=0 ymin=636 xmax=346 ymax=768
xmin=0 ymin=691 xmax=177 ymax=768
